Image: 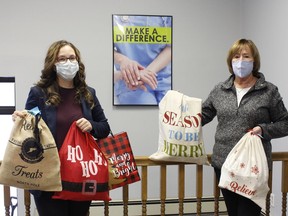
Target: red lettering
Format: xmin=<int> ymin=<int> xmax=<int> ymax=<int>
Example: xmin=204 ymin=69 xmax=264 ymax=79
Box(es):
xmin=162 ymin=111 xmax=170 ymax=124
xmin=191 ymin=116 xmax=199 ymax=127
xmin=183 ymin=116 xmax=192 ymax=128
xmin=162 ymin=111 xmax=178 ymax=126
xmin=229 ymin=181 xmax=257 ymax=196
xmin=162 ymin=111 xmax=202 ymax=129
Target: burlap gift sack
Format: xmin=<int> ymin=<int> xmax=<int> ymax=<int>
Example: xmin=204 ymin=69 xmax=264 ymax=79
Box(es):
xmin=0 ymin=109 xmax=62 ymax=191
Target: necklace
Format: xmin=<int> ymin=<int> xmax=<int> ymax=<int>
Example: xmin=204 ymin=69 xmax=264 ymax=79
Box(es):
xmin=234 ymin=76 xmax=257 ymax=89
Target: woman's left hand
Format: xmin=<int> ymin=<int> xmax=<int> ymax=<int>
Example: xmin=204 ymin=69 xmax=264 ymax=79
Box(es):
xmin=76 ymin=118 xmax=92 ymax=132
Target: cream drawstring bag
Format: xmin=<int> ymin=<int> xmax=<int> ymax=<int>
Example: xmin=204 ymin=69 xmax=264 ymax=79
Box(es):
xmin=149 ymin=90 xmax=208 ymax=165
xmin=219 ymin=132 xmax=269 ymax=211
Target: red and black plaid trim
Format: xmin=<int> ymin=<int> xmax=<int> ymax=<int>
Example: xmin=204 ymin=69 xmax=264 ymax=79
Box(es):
xmin=97 ymin=132 xmax=141 ymax=190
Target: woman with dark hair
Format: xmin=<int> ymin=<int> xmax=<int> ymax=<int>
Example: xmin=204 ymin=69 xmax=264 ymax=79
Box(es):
xmin=13 ymin=40 xmax=110 ymax=216
xmin=202 ymin=38 xmax=288 ymax=215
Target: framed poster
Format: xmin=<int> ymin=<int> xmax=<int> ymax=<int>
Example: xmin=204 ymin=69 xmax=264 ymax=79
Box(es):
xmin=113 ymin=14 xmax=173 ymax=106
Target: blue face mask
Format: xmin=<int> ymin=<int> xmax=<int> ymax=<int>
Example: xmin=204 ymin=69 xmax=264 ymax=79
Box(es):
xmin=232 ymin=60 xmax=253 ymax=78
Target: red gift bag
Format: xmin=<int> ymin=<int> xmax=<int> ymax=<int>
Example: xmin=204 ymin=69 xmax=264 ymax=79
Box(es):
xmin=53 ymin=122 xmax=110 ymax=201
xmin=96 ymin=131 xmax=141 ymax=190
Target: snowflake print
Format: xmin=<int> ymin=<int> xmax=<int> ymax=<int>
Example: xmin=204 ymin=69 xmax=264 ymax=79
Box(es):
xmin=240 ymin=163 xmax=245 ymax=168
xmin=229 ymin=172 xmax=235 ymax=178
xmin=251 ymin=165 xmax=259 ymax=174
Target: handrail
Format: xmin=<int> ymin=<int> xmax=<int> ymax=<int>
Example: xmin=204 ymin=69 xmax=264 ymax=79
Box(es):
xmin=1 ymin=152 xmax=288 ymax=216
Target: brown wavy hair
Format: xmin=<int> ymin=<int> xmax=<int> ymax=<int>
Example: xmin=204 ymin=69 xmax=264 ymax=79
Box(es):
xmin=227 ymin=38 xmax=261 ymax=77
xmin=36 ymin=40 xmax=94 ymax=108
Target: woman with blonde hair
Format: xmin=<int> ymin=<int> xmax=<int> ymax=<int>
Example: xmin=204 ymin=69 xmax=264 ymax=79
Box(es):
xmin=202 ymin=38 xmax=288 ymax=215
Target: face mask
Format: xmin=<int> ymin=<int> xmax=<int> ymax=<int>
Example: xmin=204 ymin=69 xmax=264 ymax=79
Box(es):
xmin=232 ymin=60 xmax=253 ymax=78
xmin=55 ymin=60 xmax=79 ymax=81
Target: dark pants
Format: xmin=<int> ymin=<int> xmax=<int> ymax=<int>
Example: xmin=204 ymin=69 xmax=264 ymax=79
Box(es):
xmin=214 ymin=168 xmax=261 ymax=216
xmin=33 ymin=192 xmax=91 ymax=216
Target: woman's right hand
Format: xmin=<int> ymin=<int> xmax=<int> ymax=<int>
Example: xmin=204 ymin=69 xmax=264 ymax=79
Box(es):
xmin=12 ymin=111 xmax=26 ymax=122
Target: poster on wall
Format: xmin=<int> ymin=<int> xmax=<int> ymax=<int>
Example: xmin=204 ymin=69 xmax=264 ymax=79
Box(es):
xmin=113 ymin=14 xmax=173 ymax=106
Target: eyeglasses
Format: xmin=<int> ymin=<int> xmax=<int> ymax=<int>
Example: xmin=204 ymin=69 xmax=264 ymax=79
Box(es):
xmin=57 ymin=56 xmax=78 ymax=64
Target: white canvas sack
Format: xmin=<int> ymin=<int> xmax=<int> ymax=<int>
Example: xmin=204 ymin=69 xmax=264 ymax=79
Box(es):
xmin=149 ymin=90 xmax=208 ymax=165
xmin=218 ymin=132 xmax=269 ymax=210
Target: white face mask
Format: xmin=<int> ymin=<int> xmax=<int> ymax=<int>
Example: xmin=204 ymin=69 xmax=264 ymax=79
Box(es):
xmin=232 ymin=60 xmax=253 ymax=78
xmin=55 ymin=60 xmax=79 ymax=81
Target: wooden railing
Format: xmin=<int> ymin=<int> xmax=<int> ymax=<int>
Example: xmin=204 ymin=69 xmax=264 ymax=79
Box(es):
xmin=2 ymin=152 xmax=288 ymax=216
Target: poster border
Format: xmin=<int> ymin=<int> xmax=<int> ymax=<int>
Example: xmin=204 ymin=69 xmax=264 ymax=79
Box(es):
xmin=112 ymin=14 xmax=173 ymax=106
